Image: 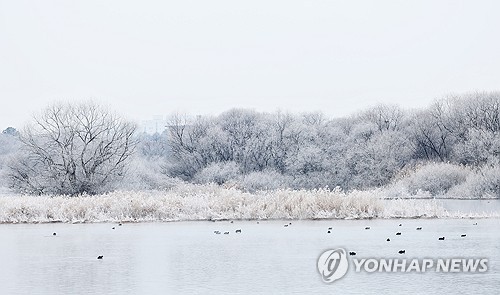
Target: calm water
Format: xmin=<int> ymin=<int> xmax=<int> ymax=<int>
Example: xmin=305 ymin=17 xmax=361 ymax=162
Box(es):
xmin=0 ymin=219 xmax=499 ymax=295
xmin=439 ymin=199 xmax=500 ymax=214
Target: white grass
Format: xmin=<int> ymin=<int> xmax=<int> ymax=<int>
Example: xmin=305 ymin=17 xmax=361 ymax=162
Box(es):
xmin=0 ymin=183 xmax=497 ymax=223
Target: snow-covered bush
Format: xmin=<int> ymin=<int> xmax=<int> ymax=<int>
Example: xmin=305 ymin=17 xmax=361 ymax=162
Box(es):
xmin=194 ymin=161 xmax=241 ymax=185
xmin=121 ymin=157 xmax=180 ymax=191
xmin=400 ymin=163 xmax=470 ymax=196
xmin=238 ymin=170 xmax=292 ymax=192
xmin=447 ymin=164 xmax=500 ymax=198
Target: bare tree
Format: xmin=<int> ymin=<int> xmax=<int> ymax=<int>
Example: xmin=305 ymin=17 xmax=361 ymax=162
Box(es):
xmin=358 ymin=104 xmax=405 ymax=132
xmin=9 ymin=102 xmax=137 ymax=195
xmin=165 ymin=113 xmax=210 ymax=179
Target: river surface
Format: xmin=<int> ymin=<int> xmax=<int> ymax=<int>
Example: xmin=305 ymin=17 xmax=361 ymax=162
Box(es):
xmin=438 ymin=198 xmax=500 ymax=214
xmin=0 ymin=218 xmax=498 ymax=294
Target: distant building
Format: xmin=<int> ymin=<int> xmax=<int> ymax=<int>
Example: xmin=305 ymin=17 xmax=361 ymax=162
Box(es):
xmin=140 ymin=115 xmax=169 ymax=134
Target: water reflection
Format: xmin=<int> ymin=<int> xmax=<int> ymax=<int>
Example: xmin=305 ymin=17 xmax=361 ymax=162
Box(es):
xmin=0 ymin=219 xmax=498 ymax=294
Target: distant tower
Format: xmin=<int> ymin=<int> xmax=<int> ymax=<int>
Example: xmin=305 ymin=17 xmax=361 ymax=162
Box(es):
xmin=152 ymin=115 xmax=163 ymax=133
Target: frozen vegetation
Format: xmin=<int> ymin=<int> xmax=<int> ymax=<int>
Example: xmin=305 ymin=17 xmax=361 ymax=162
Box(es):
xmin=0 ymin=183 xmax=498 ymax=224
xmin=384 ymin=162 xmax=500 ymax=199
xmin=0 ymin=92 xmax=500 ymax=223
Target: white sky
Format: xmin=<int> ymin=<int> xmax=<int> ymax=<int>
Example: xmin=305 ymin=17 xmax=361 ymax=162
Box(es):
xmin=1 ymin=0 xmax=500 ymax=129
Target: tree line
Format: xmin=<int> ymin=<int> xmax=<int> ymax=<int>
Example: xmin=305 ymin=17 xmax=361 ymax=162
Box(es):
xmin=0 ymin=91 xmax=499 ymax=196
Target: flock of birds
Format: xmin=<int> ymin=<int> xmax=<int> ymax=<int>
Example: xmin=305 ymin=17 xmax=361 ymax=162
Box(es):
xmin=49 ymin=220 xmax=479 ymax=260
xmin=213 ymin=220 xmax=244 ymax=235
xmin=212 ymin=219 xmax=479 ymax=258
xmin=334 ymin=222 xmax=476 ymax=256
xmin=213 ymin=230 xmax=241 ymax=235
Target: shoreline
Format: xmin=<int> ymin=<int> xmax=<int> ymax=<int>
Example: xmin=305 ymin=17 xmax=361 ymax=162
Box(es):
xmin=1 ymin=185 xmax=498 ymax=224
xmin=1 ymin=215 xmax=499 ymax=225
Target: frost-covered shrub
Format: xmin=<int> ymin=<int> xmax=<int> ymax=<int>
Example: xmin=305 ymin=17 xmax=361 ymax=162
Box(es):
xmin=288 ymin=172 xmax=332 ymax=190
xmin=122 ymin=157 xmax=180 ymax=191
xmin=0 ymin=183 xmax=457 ymax=223
xmin=403 ymin=163 xmax=470 ymax=196
xmin=238 ymin=170 xmax=292 ymax=192
xmin=452 ymin=129 xmax=500 ymax=165
xmin=448 ymin=164 xmax=500 ymax=198
xmin=194 ymin=161 xmax=241 ymax=185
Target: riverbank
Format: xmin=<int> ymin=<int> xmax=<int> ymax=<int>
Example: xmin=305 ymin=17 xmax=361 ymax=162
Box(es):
xmin=1 ymin=184 xmax=499 ymax=223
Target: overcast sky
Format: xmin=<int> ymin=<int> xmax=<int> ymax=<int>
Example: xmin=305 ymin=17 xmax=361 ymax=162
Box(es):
xmin=1 ymin=0 xmax=500 ymax=129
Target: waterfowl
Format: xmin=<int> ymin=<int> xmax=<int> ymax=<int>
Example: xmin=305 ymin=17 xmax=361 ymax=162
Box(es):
xmin=438 ymin=237 xmax=445 ymax=240
xmin=398 ymin=250 xmax=405 ymax=254
xmin=396 ymin=232 xmax=401 ymax=236
xmin=365 ymin=227 xmax=370 ymax=230
xmin=224 ymin=232 xmax=230 ymax=235
xmin=235 ymin=229 xmax=242 ymax=233
xmin=399 ymin=224 xmax=402 ymax=227
xmin=386 ymin=238 xmax=390 ymax=242
xmin=327 ymin=230 xmax=331 ymax=234
xmin=461 ymin=234 xmax=466 ymax=237
xmin=349 ymin=252 xmax=356 ymax=256
xmin=416 ymin=227 xmax=422 ymax=230
xmin=52 ymin=232 xmax=56 ymax=236
xmin=97 ymin=256 xmax=103 ymax=259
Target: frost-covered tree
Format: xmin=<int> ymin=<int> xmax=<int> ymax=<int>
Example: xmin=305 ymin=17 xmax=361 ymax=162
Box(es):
xmin=357 ymin=104 xmax=405 ymax=132
xmin=450 ymin=92 xmax=500 ymax=134
xmin=9 ymin=102 xmax=137 ymax=195
xmin=137 ymin=132 xmax=170 ymax=160
xmin=166 ymin=113 xmax=211 ymax=179
xmin=2 ymin=127 xmax=19 ymax=136
xmin=0 ymin=129 xmax=21 ymax=188
xmin=166 ymin=109 xmax=277 ymax=179
xmin=409 ymin=106 xmax=454 ymax=162
xmin=452 ymin=129 xmax=500 ymax=165
xmin=158 ymin=91 xmax=500 ymax=194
